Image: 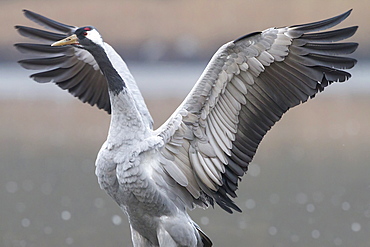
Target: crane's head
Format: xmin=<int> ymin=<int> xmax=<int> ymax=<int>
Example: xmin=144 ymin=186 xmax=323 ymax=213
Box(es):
xmin=51 ymin=26 xmax=103 ymax=49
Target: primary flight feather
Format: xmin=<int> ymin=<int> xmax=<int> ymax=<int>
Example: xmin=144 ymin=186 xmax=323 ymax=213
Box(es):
xmin=15 ymin=9 xmax=358 ymax=246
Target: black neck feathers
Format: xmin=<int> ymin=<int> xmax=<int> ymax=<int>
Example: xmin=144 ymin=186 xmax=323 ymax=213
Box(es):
xmin=83 ymin=40 xmax=126 ymax=95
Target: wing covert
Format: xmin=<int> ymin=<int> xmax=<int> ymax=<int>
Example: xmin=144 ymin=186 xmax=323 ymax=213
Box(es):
xmin=156 ymin=10 xmax=358 ymax=213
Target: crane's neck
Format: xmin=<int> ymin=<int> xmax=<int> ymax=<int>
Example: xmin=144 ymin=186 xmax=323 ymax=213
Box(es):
xmin=88 ymin=44 xmax=150 ymax=146
xmin=87 ymin=44 xmax=125 ymax=94
xmin=107 ymin=89 xmax=150 ymax=147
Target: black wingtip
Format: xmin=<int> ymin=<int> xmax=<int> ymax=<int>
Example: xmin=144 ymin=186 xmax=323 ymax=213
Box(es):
xmin=23 ymin=9 xmax=41 ymax=22
xmin=20 ymin=9 xmax=75 ymax=33
xmin=289 ymin=9 xmax=354 ymax=34
xmin=215 ymin=197 xmax=242 ymax=214
xmin=338 ymin=9 xmax=353 ymax=19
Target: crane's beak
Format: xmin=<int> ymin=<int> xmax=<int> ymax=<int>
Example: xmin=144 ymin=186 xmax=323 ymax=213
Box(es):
xmin=51 ymin=34 xmax=79 ymax=46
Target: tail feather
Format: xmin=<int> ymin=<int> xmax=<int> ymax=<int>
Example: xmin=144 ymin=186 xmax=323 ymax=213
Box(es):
xmin=194 ymin=223 xmax=212 ymax=247
xmin=199 ymin=230 xmax=212 ymax=247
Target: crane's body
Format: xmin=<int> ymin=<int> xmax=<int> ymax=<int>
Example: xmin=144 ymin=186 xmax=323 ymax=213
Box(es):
xmin=96 ymin=139 xmax=199 ymax=246
xmin=15 ymin=9 xmax=358 ymax=247
xmin=59 ymin=30 xmax=209 ymax=246
xmin=95 ymin=90 xmax=191 ymax=246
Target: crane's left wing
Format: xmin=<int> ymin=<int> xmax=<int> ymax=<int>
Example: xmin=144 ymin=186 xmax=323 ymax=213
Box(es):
xmin=155 ymin=10 xmax=358 ymax=213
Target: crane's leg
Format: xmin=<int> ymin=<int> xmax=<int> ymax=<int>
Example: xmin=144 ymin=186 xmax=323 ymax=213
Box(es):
xmin=130 ymin=225 xmax=156 ymax=247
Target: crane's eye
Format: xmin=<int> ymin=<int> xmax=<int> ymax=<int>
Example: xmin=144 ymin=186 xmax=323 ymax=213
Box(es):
xmin=82 ymin=27 xmax=92 ymax=36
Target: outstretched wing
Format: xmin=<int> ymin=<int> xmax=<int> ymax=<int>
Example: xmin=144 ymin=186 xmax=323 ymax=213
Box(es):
xmin=156 ymin=10 xmax=358 ymax=213
xmin=16 ymin=10 xmax=154 ymax=127
xmin=15 ymin=10 xmax=111 ymax=113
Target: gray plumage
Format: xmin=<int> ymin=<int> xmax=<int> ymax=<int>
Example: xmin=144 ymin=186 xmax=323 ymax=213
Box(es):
xmin=15 ymin=9 xmax=358 ymax=246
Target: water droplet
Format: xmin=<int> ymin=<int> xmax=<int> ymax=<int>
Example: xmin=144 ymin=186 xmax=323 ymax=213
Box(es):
xmin=200 ymin=216 xmax=209 ymax=225
xmin=65 ymin=237 xmax=74 ymax=245
xmin=245 ymin=199 xmax=256 ymax=209
xmin=6 ymin=181 xmax=18 ymax=193
xmin=16 ymin=202 xmax=26 ymax=213
xmin=296 ymin=192 xmax=308 ymax=205
xmin=41 ymin=182 xmax=53 ymax=195
xmin=311 ymin=229 xmax=320 ymax=239
xmin=306 ymin=204 xmax=315 ymax=213
xmin=248 ymin=163 xmax=260 ymax=177
xmin=268 ymin=226 xmax=277 ymax=236
xmin=351 ymin=222 xmax=361 ymax=232
xmin=94 ymin=198 xmax=105 ymax=209
xmin=334 ymin=237 xmax=342 ymax=246
xmin=112 ymin=215 xmax=122 ymax=225
xmin=43 ymin=226 xmax=52 ymax=235
xmin=290 ymin=234 xmax=299 ymax=242
xmin=61 ymin=210 xmax=71 ymax=221
xmin=269 ymin=193 xmax=280 ymax=204
xmin=21 ymin=218 xmax=30 ymax=227
xmin=341 ymin=202 xmax=350 ymax=211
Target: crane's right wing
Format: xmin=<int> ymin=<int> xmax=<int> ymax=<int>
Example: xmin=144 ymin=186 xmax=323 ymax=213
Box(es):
xmin=155 ymin=10 xmax=358 ymax=213
xmin=15 ymin=10 xmax=111 ymax=113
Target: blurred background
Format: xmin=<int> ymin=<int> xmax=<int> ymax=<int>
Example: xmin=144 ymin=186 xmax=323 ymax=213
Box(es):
xmin=1 ymin=0 xmax=369 ymax=246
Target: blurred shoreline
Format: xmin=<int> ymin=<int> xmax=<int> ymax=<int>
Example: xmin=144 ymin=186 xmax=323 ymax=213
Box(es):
xmin=1 ymin=60 xmax=369 ymax=102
